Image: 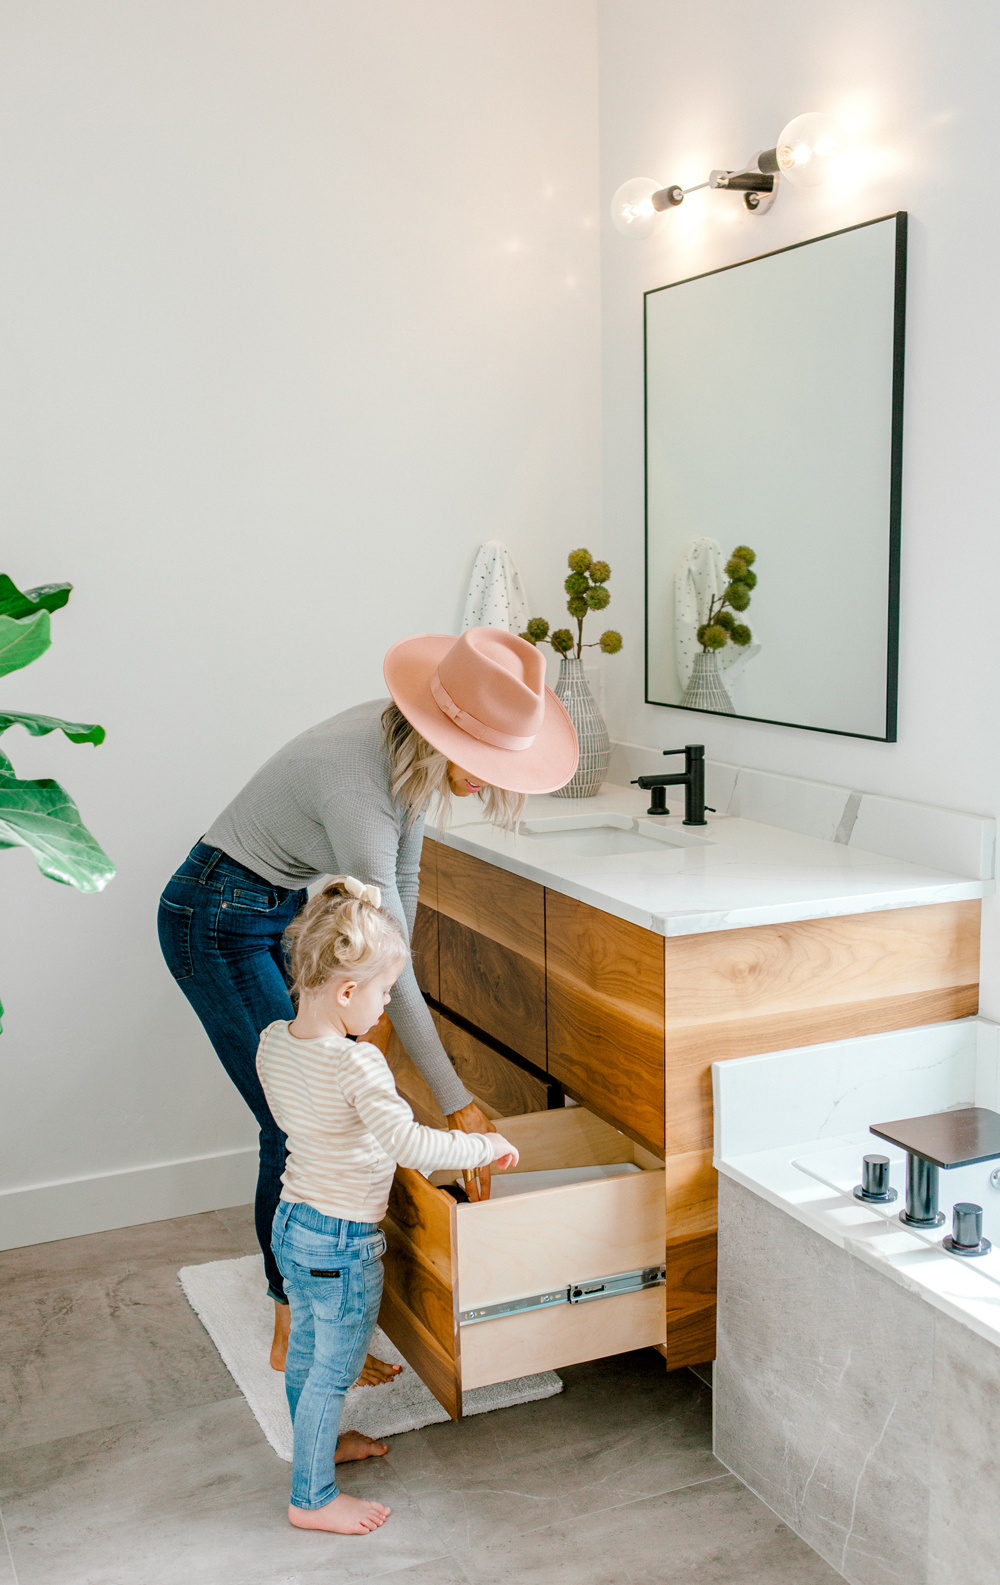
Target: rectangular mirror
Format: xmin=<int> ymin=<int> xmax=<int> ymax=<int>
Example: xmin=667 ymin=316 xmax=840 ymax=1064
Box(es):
xmin=645 ymin=212 xmax=906 ymax=741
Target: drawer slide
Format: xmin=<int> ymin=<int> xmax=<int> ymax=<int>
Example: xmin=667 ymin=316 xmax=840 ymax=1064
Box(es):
xmin=459 ymin=1264 xmax=666 ymax=1326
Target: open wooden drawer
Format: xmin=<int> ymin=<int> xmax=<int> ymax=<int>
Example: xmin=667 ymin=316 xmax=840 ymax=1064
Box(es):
xmin=379 ymin=1106 xmax=666 ymax=1419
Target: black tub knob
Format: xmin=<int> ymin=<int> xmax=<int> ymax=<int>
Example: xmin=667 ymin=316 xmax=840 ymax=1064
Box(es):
xmin=854 ymin=1154 xmax=897 ymax=1204
xmin=944 ymin=1201 xmax=992 ymax=1257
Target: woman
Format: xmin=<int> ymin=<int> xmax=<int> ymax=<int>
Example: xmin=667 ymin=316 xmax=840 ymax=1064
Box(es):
xmin=158 ymin=627 xmax=577 ymax=1376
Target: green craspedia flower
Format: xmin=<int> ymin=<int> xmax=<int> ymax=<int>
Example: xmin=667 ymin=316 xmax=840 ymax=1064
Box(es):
xmin=567 ymin=595 xmax=588 ymax=618
xmin=567 ymin=548 xmax=593 ymax=573
xmin=696 ymin=623 xmax=708 ymax=645
xmin=731 ymin=623 xmax=752 ymax=646
xmin=702 ymin=624 xmax=728 ymax=650
xmin=725 ymin=557 xmax=748 ymax=580
xmin=741 ymin=570 xmax=757 ymax=589
xmin=589 ymin=560 xmax=611 ymax=584
xmin=585 ymin=585 xmax=610 ymax=611
xmin=525 ymin=616 xmax=550 ymax=642
xmin=716 ymin=610 xmax=735 ymax=631
xmin=599 ymin=629 xmax=623 ymax=654
xmin=565 ymin=571 xmax=589 ymax=595
xmin=550 ymin=627 xmax=574 ymax=654
xmin=519 ymin=630 xmax=536 ymax=645
xmin=726 ymin=582 xmax=751 ymax=611
xmin=732 ymin=545 xmax=755 ymax=565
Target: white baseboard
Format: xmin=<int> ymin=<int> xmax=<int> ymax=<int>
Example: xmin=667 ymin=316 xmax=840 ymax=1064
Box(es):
xmin=0 ymin=1147 xmax=259 ymax=1251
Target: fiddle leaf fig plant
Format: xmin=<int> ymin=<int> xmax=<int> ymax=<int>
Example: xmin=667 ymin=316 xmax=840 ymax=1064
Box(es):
xmin=520 ymin=548 xmax=623 ymax=661
xmin=697 ymin=544 xmax=758 ymax=653
xmin=0 ymin=575 xmax=115 ymax=1030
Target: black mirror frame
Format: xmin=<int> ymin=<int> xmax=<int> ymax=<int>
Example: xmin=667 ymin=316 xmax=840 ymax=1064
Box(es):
xmin=643 ymin=210 xmax=907 ymax=743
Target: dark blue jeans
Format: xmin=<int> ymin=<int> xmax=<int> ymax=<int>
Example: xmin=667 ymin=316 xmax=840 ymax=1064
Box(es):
xmin=157 ymin=841 xmax=307 ymax=1303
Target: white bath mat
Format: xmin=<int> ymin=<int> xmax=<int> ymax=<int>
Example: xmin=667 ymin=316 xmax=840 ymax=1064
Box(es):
xmin=179 ymin=1254 xmax=561 ymax=1459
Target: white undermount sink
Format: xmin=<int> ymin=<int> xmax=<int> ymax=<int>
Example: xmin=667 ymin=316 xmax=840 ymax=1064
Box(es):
xmin=519 ymin=812 xmax=714 ymax=858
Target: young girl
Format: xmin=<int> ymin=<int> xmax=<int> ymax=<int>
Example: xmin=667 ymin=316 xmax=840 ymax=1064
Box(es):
xmin=256 ymin=875 xmax=519 ymax=1535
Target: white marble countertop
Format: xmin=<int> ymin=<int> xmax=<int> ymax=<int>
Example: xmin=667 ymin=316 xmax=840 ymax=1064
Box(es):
xmin=427 ymin=781 xmax=991 ymax=938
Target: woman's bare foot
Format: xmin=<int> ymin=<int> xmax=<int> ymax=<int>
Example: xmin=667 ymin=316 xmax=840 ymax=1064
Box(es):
xmin=354 ymin=1354 xmax=403 ymax=1388
xmin=288 ymin=1494 xmax=390 ymax=1534
xmin=270 ymin=1299 xmax=291 ymax=1372
xmin=335 ymin=1430 xmax=389 ymax=1463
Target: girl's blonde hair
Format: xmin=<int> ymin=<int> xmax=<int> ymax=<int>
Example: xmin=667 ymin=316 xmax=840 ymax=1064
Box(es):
xmin=382 ymin=702 xmax=525 ymax=832
xmin=284 ymin=878 xmax=408 ymax=1001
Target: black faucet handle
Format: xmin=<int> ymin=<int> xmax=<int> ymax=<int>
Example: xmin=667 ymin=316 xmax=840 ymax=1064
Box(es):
xmin=663 ymin=744 xmax=705 ymax=757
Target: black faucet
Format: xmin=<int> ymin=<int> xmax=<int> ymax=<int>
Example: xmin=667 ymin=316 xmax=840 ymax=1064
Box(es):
xmin=631 ymin=745 xmax=712 ymax=826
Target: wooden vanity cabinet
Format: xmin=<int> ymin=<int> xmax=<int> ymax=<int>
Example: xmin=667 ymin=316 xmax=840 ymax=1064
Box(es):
xmin=411 ymin=833 xmax=982 ymax=1374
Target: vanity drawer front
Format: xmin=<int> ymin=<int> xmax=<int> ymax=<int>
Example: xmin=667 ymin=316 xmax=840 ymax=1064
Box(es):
xmin=545 ymin=890 xmax=665 ymax=1155
xmin=435 ymin=843 xmax=546 ymax=1065
xmin=379 ymin=1107 xmax=666 ymax=1418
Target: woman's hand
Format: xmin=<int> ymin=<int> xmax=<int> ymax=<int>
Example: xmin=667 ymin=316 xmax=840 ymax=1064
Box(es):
xmin=446 ymin=1100 xmax=496 ymax=1201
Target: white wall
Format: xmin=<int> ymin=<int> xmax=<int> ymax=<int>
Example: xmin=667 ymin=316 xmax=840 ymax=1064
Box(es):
xmin=0 ymin=1 xmax=601 ymax=1243
xmin=598 ymin=1 xmax=1000 ymax=1003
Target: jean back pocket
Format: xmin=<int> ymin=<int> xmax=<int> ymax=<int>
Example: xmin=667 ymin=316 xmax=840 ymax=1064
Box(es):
xmin=157 ymin=897 xmax=195 ymax=981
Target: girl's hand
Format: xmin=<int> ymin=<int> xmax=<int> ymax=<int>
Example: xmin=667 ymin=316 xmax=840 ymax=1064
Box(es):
xmin=489 ymin=1135 xmax=519 ymax=1171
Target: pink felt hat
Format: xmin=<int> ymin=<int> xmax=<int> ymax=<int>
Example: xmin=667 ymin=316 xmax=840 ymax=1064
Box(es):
xmin=383 ymin=628 xmax=579 ymax=795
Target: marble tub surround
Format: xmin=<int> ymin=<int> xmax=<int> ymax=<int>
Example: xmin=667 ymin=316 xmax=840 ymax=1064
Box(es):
xmin=713 ymin=1020 xmax=1000 ymax=1585
xmin=429 ymin=776 xmax=991 ymax=939
xmin=716 ymin=1175 xmax=1000 ymax=1585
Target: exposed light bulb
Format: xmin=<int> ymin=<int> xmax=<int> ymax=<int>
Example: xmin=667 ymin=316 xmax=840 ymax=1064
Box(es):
xmin=773 ymin=112 xmax=846 ymax=187
xmin=610 ymin=177 xmax=662 ymax=239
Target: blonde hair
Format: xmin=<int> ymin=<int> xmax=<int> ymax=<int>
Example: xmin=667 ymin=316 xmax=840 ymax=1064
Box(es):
xmin=382 ymin=702 xmax=525 ymax=832
xmin=284 ymin=878 xmax=408 ymax=1001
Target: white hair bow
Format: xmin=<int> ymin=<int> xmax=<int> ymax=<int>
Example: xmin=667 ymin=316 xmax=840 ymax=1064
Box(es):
xmin=343 ymin=875 xmax=382 ymax=909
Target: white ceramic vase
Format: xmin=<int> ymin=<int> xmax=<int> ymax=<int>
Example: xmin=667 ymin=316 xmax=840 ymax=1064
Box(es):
xmin=552 ymin=654 xmax=611 ymax=798
xmin=680 ymin=651 xmax=735 ymax=714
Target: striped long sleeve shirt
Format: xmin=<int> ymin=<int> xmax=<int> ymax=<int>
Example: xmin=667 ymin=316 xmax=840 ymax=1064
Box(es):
xmin=256 ymin=1021 xmax=495 ymax=1223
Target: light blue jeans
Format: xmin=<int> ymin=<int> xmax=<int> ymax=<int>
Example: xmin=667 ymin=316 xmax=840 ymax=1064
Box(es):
xmin=272 ymin=1200 xmax=386 ymax=1510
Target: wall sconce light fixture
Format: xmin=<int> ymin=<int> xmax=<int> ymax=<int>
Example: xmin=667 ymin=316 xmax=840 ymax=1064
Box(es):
xmin=611 ymin=112 xmax=846 ymax=239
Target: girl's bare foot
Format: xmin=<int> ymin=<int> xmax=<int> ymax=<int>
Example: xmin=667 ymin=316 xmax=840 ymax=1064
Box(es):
xmin=335 ymin=1430 xmax=389 ymax=1463
xmin=288 ymin=1494 xmax=391 ymax=1534
xmin=270 ymin=1299 xmax=291 ymax=1371
xmin=353 ymin=1354 xmax=403 ymax=1388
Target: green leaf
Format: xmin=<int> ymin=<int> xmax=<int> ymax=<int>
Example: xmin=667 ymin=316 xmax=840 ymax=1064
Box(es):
xmin=0 ymin=761 xmax=115 ymax=890
xmin=0 ymin=711 xmax=105 ymax=746
xmin=0 ymin=610 xmax=50 ymax=678
xmin=0 ymin=576 xmax=72 ymax=619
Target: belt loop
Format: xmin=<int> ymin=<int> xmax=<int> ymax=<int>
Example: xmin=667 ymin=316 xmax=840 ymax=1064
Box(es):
xmin=198 ymin=848 xmax=222 ymax=884
xmin=336 ymin=1219 xmax=349 ymax=1252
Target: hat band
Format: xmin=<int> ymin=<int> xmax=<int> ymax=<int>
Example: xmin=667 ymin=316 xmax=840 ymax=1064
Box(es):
xmin=430 ymin=671 xmax=536 ymax=752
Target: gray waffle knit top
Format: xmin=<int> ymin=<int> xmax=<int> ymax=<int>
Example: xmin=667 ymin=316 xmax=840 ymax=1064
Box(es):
xmin=204 ymin=698 xmax=473 ymax=1115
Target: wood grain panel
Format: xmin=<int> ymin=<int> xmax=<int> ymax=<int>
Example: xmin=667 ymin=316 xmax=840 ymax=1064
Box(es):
xmin=460 ymin=1285 xmax=666 ymax=1390
xmin=436 ymin=1015 xmax=549 ymax=1117
xmin=664 ymin=1233 xmax=717 ymax=1370
xmin=663 ymin=900 xmax=981 ymax=1156
xmin=439 ymin=916 xmax=546 ymax=1065
xmin=545 ymin=890 xmax=665 ymax=1154
xmin=412 ymin=903 xmax=440 ymax=1001
xmin=418 ymin=834 xmax=438 ymax=911
xmin=435 ymin=843 xmax=545 ymax=964
xmin=664 ymin=1149 xmax=717 ymax=1245
xmin=380 ymin=1168 xmax=462 ymax=1418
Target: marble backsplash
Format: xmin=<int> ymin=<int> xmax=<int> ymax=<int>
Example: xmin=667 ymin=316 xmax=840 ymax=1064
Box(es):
xmin=608 ymin=742 xmax=995 ymax=881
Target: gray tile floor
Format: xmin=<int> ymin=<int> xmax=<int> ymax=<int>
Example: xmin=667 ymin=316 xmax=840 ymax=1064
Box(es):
xmin=0 ymin=1208 xmax=842 ymax=1584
